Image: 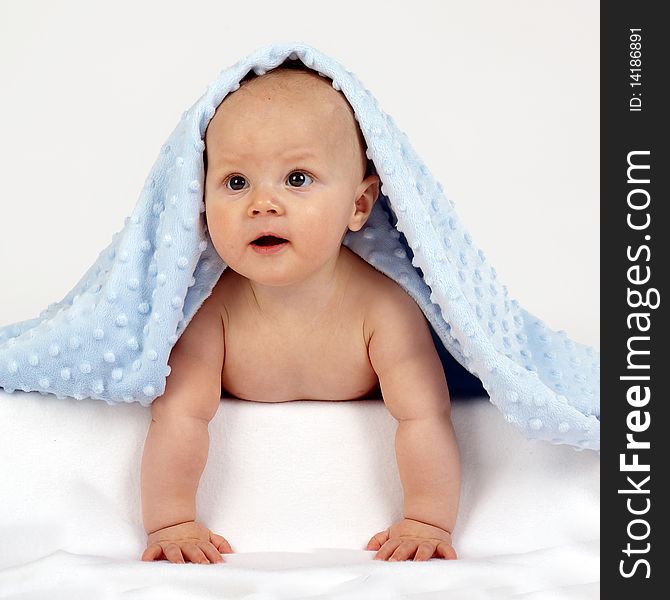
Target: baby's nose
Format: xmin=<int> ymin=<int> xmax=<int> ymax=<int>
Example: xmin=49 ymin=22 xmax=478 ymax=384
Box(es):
xmin=250 ymin=204 xmax=279 ymax=216
xmin=248 ymin=194 xmax=282 ymax=215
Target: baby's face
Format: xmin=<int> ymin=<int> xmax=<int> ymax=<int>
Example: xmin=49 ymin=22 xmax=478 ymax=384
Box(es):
xmin=203 ymin=70 xmax=378 ymax=287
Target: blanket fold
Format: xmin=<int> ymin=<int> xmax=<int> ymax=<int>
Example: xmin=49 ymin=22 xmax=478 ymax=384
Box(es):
xmin=0 ymin=42 xmax=600 ymax=450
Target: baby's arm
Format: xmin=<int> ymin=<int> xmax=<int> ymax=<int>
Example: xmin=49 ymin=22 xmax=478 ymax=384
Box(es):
xmin=366 ymin=286 xmax=460 ymax=561
xmin=140 ymin=290 xmax=232 ymax=564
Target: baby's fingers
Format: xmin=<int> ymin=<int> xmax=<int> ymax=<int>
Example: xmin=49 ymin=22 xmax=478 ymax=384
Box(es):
xmin=366 ymin=528 xmax=390 ymax=551
xmin=373 ymin=538 xmax=403 ymax=561
xmin=141 ymin=544 xmax=164 ymax=562
xmin=388 ymin=540 xmax=420 ymax=561
xmin=181 ymin=542 xmax=210 ymax=564
xmin=437 ymin=541 xmax=458 ymax=560
xmin=210 ymin=532 xmax=234 ymax=554
xmin=198 ymin=542 xmax=225 ymax=564
xmin=163 ymin=543 xmax=186 ymax=564
xmin=413 ymin=541 xmax=437 ymax=561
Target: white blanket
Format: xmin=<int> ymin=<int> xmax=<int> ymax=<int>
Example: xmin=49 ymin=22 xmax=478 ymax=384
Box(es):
xmin=0 ymin=392 xmax=599 ymax=599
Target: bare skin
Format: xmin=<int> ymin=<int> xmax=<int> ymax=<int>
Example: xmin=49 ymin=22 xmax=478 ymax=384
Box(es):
xmin=140 ymin=68 xmax=460 ymax=564
xmin=218 ymin=247 xmax=381 ymax=403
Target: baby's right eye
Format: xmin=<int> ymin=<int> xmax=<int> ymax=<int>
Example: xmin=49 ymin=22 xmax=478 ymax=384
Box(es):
xmin=226 ymin=175 xmax=247 ymax=191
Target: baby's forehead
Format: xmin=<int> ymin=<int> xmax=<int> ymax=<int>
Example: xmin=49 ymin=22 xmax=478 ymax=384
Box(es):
xmin=209 ymin=85 xmax=349 ymax=147
xmin=205 ymin=66 xmax=367 ymax=173
xmin=229 ymin=69 xmax=350 ymax=120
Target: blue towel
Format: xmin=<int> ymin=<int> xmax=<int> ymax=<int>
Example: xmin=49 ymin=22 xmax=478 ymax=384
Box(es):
xmin=0 ymin=42 xmax=599 ymax=451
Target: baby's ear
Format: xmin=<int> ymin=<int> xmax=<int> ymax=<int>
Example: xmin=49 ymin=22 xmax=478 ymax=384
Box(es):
xmin=348 ymin=175 xmax=380 ymax=232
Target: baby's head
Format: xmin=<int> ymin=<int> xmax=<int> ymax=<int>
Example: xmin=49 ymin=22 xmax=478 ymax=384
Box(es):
xmin=203 ymin=61 xmax=380 ymax=287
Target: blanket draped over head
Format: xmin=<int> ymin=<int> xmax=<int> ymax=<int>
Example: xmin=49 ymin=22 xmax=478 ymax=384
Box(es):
xmin=0 ymin=42 xmax=599 ymax=451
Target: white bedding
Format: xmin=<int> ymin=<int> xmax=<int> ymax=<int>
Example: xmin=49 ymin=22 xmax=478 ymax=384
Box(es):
xmin=0 ymin=391 xmax=599 ymax=599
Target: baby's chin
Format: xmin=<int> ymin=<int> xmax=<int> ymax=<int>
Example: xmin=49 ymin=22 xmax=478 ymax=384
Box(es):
xmin=224 ymin=260 xmax=300 ymax=287
xmin=235 ymin=259 xmax=343 ymax=289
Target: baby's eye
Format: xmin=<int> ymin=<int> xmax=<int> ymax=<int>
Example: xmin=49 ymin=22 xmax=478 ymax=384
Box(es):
xmin=226 ymin=175 xmax=247 ymax=191
xmin=287 ymin=171 xmax=313 ymax=188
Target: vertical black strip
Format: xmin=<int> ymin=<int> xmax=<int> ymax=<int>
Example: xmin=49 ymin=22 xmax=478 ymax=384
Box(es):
xmin=602 ymin=1 xmax=669 ymax=595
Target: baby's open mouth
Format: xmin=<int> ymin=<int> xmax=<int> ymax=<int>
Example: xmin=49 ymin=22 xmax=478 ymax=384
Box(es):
xmin=251 ymin=235 xmax=289 ymax=246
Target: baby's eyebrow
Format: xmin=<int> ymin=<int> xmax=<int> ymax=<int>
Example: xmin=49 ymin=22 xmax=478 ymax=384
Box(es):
xmin=218 ymin=149 xmax=318 ymax=162
xmin=280 ymin=149 xmax=318 ymax=159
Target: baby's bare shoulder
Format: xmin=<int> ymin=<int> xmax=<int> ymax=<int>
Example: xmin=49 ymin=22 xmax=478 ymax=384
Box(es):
xmin=344 ymin=245 xmax=401 ymax=297
xmin=348 ymin=252 xmax=430 ymax=346
xmin=353 ymin=258 xmax=450 ymax=420
xmin=344 ymin=249 xmax=426 ymax=342
xmin=366 ymin=277 xmax=427 ymax=339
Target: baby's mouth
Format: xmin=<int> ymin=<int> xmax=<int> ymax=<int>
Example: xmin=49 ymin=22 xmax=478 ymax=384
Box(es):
xmin=251 ymin=235 xmax=289 ymax=247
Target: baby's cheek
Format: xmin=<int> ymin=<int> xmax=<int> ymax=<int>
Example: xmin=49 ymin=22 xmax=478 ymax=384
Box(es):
xmin=205 ymin=209 xmax=235 ymax=252
xmin=214 ymin=239 xmax=242 ymax=266
xmin=304 ymin=217 xmax=345 ymax=249
xmin=206 ymin=224 xmax=237 ymax=263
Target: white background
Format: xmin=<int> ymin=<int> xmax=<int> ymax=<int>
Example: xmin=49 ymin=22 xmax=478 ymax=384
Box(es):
xmin=0 ymin=0 xmax=599 ymax=349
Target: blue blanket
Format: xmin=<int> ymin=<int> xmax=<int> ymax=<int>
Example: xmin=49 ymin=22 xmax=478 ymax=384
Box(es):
xmin=0 ymin=42 xmax=599 ymax=451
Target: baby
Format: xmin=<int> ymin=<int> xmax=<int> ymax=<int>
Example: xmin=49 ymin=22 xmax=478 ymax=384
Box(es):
xmin=140 ymin=63 xmax=460 ymax=564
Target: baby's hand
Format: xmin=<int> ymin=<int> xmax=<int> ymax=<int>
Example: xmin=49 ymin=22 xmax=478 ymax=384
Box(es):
xmin=365 ymin=518 xmax=457 ymax=562
xmin=141 ymin=520 xmax=234 ymax=564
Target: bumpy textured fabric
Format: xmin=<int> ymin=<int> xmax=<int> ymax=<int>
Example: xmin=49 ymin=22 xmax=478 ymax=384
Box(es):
xmin=0 ymin=42 xmax=599 ymax=451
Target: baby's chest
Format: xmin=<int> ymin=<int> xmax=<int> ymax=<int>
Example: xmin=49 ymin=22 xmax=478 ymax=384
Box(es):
xmin=220 ymin=316 xmax=380 ymax=402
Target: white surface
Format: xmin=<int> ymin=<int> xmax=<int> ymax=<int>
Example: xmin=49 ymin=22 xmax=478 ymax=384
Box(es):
xmin=0 ymin=392 xmax=599 ymax=598
xmin=0 ymin=0 xmax=599 ymax=348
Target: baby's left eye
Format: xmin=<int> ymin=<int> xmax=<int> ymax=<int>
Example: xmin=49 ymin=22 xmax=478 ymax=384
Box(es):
xmin=286 ymin=171 xmax=313 ymax=188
